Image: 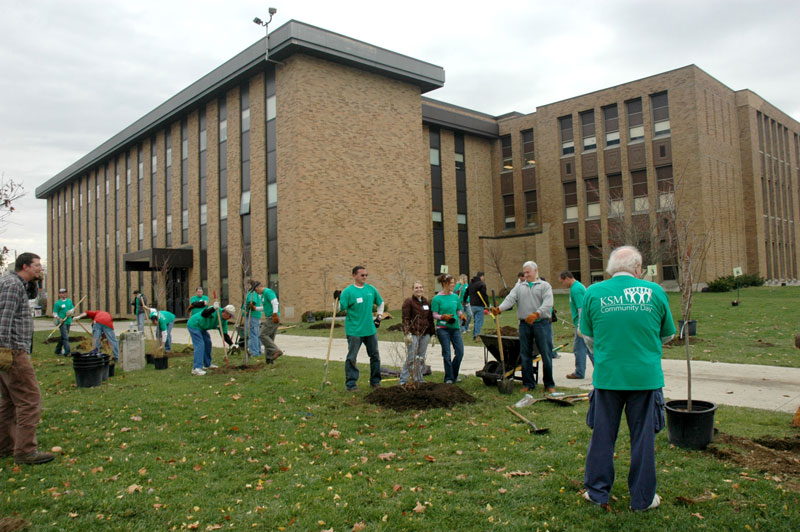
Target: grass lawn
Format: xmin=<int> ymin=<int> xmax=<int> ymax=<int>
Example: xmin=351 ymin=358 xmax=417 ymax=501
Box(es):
xmin=0 ymin=331 xmax=797 ymax=531
xmin=285 ymin=286 xmax=800 ymax=368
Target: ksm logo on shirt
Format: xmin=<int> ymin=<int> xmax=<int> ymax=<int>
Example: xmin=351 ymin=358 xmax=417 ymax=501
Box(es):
xmin=600 ymin=286 xmax=654 ymax=313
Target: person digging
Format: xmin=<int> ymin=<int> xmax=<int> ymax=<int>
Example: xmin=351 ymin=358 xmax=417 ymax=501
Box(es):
xmin=187 ymin=303 xmax=235 ymax=376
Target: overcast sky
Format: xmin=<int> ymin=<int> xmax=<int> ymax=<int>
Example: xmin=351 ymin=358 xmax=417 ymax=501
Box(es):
xmin=2 ymin=0 xmax=799 ymax=265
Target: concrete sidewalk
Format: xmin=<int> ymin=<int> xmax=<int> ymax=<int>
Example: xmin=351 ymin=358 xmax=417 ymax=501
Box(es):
xmin=43 ymin=320 xmax=800 ymax=413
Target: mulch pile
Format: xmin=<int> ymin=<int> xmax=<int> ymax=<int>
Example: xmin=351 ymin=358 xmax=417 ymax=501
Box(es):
xmin=365 ymin=382 xmax=476 ymax=411
xmin=705 ymin=432 xmax=800 ymax=489
xmin=309 ymin=322 xmax=341 ymax=330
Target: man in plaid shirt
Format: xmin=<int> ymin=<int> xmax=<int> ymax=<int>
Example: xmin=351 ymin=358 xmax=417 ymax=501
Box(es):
xmin=0 ymin=252 xmax=54 ymax=465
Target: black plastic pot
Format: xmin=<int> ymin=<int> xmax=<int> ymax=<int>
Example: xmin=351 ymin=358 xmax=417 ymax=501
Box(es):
xmin=72 ymin=353 xmax=105 ymax=388
xmin=154 ymin=356 xmax=169 ymax=370
xmin=108 ymin=362 xmax=115 ymax=378
xmin=145 ymin=354 xmax=154 ymax=364
xmin=665 ymin=399 xmax=717 ymax=449
xmin=101 ymin=354 xmax=111 ymax=381
xmin=678 ymin=320 xmax=697 ymax=337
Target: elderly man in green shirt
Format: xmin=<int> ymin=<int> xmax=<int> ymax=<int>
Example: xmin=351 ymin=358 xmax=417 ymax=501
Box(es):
xmin=149 ymin=309 xmax=176 ymax=353
xmin=580 ymin=246 xmax=675 ymax=512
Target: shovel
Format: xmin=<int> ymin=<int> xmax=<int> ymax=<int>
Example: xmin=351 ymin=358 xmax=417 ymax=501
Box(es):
xmin=506 ymin=405 xmax=549 ymax=434
xmin=491 ymin=290 xmax=513 ymax=395
xmin=545 ymin=392 xmax=590 ymax=406
xmin=320 ymin=296 xmax=339 ymax=391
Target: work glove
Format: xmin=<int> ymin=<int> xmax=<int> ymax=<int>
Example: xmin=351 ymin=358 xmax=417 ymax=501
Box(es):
xmin=213 ymin=301 xmax=220 ymax=309
xmin=191 ymin=301 xmax=206 ymax=309
xmin=333 ymin=289 xmax=342 ymax=301
xmin=525 ymin=312 xmax=540 ymax=325
xmin=249 ymin=302 xmax=257 ymax=311
xmin=374 ymin=316 xmax=382 ymax=329
xmin=201 ymin=307 xmax=215 ymax=318
xmin=271 ymin=314 xmax=280 ymax=324
xmin=440 ymin=314 xmax=453 ymax=323
xmin=223 ymin=333 xmax=233 ymax=346
xmin=67 ymin=309 xmax=74 ymax=316
xmin=53 ymin=317 xmax=60 ymax=326
xmin=490 ymin=307 xmax=502 ymax=316
xmin=460 ymin=316 xmax=467 ymax=326
xmin=0 ymin=348 xmax=13 ymax=371
xmin=403 ymin=333 xmax=412 ymax=347
xmin=161 ymin=331 xmax=168 ymax=343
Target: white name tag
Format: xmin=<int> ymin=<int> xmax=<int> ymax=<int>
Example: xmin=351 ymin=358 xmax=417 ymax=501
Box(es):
xmin=422 ymin=305 xmax=429 ymax=310
xmin=356 ymin=297 xmax=363 ymax=304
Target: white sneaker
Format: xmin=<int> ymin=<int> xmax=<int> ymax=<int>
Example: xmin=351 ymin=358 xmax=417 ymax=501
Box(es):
xmin=204 ymin=364 xmax=219 ymax=369
xmin=632 ymin=493 xmax=661 ymax=511
xmin=191 ymin=368 xmax=207 ymax=376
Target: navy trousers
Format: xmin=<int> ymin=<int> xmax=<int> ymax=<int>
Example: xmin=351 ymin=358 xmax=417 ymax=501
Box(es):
xmin=584 ymin=388 xmax=665 ymax=510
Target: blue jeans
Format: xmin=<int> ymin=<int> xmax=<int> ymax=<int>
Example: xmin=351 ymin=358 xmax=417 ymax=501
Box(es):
xmin=584 ymin=389 xmax=664 ymax=510
xmin=189 ymin=327 xmax=213 ymax=369
xmin=136 ymin=313 xmax=145 ymax=333
xmin=399 ymin=334 xmax=430 ymax=384
xmin=163 ymin=322 xmax=174 ymax=352
xmin=345 ymin=334 xmax=381 ymax=390
xmin=518 ymin=320 xmax=554 ymax=389
xmin=573 ymin=332 xmax=593 ymax=378
xmin=436 ymin=327 xmax=464 ymax=383
xmin=461 ymin=304 xmax=472 ymax=334
xmin=55 ymin=323 xmax=71 ymax=355
xmin=92 ymin=323 xmax=119 ymax=361
xmin=471 ymin=306 xmax=485 ymax=339
xmin=246 ymin=314 xmax=261 ymax=356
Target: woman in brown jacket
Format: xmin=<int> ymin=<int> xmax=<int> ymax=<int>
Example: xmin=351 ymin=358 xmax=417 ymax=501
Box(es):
xmin=399 ymin=281 xmax=436 ymax=385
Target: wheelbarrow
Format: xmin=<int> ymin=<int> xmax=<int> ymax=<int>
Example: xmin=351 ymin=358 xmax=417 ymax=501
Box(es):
xmin=475 ymin=332 xmax=541 ymax=388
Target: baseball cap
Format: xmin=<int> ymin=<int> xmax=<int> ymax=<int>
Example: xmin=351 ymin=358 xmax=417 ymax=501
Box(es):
xmin=223 ymin=304 xmax=236 ymax=315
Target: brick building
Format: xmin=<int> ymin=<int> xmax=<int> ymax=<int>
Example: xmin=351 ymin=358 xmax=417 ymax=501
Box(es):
xmin=36 ymin=21 xmax=800 ymax=318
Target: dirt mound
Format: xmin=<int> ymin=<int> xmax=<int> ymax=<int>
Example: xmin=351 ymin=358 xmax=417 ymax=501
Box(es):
xmin=212 ymin=362 xmax=268 ymax=374
xmin=665 ymin=335 xmax=702 ymax=347
xmin=705 ymin=432 xmax=800 ymax=482
xmin=43 ymin=335 xmax=86 ymax=344
xmin=365 ymin=382 xmax=476 ymax=411
xmin=309 ymin=322 xmax=341 ymax=330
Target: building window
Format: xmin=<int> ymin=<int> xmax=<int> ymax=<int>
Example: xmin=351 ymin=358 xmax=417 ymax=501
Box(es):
xmin=656 ymin=165 xmax=674 ymax=210
xmin=566 ymin=247 xmax=581 ymax=282
xmin=603 ymin=104 xmax=619 ymax=146
xmin=585 ymin=177 xmax=600 ymax=218
xmin=627 ymin=98 xmax=644 ymax=142
xmin=523 ymin=166 xmax=537 ymax=227
xmin=501 ymin=134 xmax=513 ymax=170
xmin=455 ymin=132 xmax=469 ymax=275
xmin=651 ymin=92 xmax=670 ymax=136
xmin=521 ymin=129 xmax=535 ymax=166
xmin=631 ymin=169 xmax=648 ymax=212
xmin=503 ymin=193 xmax=515 ymax=229
xmin=564 ymin=181 xmax=578 ymax=220
xmin=580 ymin=110 xmax=596 ymax=151
xmin=607 ymin=173 xmax=623 ymax=216
xmin=559 ymin=115 xmax=574 ymax=155
xmin=430 ymin=129 xmax=444 ymax=273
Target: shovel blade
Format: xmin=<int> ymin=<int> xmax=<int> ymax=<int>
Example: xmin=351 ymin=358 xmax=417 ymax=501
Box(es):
xmin=497 ymin=378 xmax=514 ymax=394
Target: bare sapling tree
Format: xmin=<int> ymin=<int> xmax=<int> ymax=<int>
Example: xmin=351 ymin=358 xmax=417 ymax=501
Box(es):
xmin=0 ymin=176 xmax=25 ymax=269
xmin=239 ymin=252 xmax=254 ymax=366
xmin=486 ymin=242 xmax=508 ymax=290
xmin=395 ymin=263 xmax=409 ymax=304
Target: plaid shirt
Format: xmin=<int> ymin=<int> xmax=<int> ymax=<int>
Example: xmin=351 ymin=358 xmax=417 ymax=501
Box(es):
xmin=0 ymin=272 xmax=34 ymax=351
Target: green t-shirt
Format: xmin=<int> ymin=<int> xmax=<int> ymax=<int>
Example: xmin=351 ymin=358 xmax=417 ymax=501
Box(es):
xmin=261 ymin=288 xmax=279 ymax=317
xmin=154 ymin=310 xmax=176 ymax=332
xmin=580 ymin=275 xmax=675 ymax=390
xmin=187 ymin=309 xmax=229 ymax=333
xmin=569 ymin=280 xmax=586 ymax=327
xmin=244 ymin=291 xmax=263 ymax=320
xmin=53 ymin=298 xmax=75 ymax=326
xmin=340 ymin=283 xmax=383 ymax=337
xmin=190 ymin=295 xmax=209 ymax=316
xmin=431 ymin=292 xmax=463 ymax=329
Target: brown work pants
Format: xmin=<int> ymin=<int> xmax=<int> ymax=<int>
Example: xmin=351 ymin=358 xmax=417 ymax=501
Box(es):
xmin=0 ymin=350 xmax=42 ymax=457
xmin=259 ymin=320 xmax=281 ymax=358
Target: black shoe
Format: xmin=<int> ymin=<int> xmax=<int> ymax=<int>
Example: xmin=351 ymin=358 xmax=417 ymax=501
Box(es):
xmin=15 ymin=451 xmax=55 ymax=465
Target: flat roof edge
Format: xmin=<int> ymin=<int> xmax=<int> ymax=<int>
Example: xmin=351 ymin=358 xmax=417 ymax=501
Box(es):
xmin=422 ymin=102 xmax=499 ymax=138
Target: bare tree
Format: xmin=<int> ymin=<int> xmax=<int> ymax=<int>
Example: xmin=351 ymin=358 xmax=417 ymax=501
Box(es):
xmin=485 ymin=242 xmax=508 ymax=289
xmin=0 ymin=176 xmax=25 ymax=268
xmin=395 ymin=263 xmax=409 ymax=302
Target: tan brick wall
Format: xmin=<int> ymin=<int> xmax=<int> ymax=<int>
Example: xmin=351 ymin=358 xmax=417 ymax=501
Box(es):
xmin=275 ymin=54 xmax=431 ymax=314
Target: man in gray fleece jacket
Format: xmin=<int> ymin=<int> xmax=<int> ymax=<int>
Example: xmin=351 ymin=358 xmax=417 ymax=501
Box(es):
xmin=492 ymin=260 xmax=556 ymax=393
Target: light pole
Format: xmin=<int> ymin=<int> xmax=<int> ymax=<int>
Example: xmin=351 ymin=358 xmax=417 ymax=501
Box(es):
xmin=253 ymin=7 xmax=277 ymax=63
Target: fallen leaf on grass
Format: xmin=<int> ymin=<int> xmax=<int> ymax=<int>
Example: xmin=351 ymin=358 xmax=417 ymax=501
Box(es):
xmin=69 ymin=512 xmax=79 ymax=518
xmin=328 ymin=429 xmax=341 ymax=438
xmin=120 ymin=427 xmax=131 ymax=432
xmin=138 ymin=467 xmax=147 ymax=476
xmin=393 ymin=484 xmax=402 ymax=493
xmin=378 ymin=452 xmax=396 ymax=461
xmin=187 ymin=522 xmax=199 ymax=530
xmin=130 ymin=415 xmax=142 ymax=421
xmin=424 ymin=455 xmax=436 ymax=462
xmin=126 ymin=484 xmax=142 ymax=494
xmin=352 ymin=522 xmax=366 ymax=531
xmin=503 ymin=470 xmax=532 ymax=478
xmin=691 ymin=512 xmax=704 ymax=519
xmin=193 ymin=464 xmax=203 ymax=471
xmin=278 ymin=396 xmax=286 ymax=403
xmin=413 ymin=501 xmax=426 ymax=513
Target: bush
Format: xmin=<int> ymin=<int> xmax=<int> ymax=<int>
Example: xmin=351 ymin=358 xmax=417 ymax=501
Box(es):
xmin=302 ymin=309 xmax=347 ymax=322
xmin=705 ymin=273 xmax=766 ymax=292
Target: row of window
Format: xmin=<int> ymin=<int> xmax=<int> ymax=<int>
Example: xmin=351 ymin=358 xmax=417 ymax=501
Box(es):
xmin=560 ymin=92 xmax=670 ymax=156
